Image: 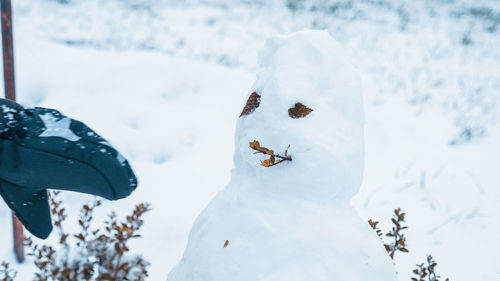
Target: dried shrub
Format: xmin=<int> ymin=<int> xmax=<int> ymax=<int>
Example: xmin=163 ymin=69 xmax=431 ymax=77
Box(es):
xmin=370 ymin=209 xmax=450 ymax=281
xmin=21 ymin=191 xmax=151 ymax=281
xmin=49 ymin=191 xmax=69 ymax=247
xmin=0 ymin=262 xmax=17 ymax=281
xmin=385 ymin=208 xmax=409 ymax=259
xmin=369 ymin=208 xmax=409 ymax=259
xmin=249 ymin=140 xmax=291 ymax=167
xmin=412 ymin=255 xmax=449 ymax=281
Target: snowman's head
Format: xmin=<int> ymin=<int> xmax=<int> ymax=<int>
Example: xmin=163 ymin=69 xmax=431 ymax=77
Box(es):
xmin=233 ymin=30 xmax=365 ymax=202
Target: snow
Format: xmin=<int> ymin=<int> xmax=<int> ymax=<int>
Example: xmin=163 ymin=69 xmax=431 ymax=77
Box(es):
xmin=0 ymin=104 xmax=17 ymax=130
xmin=167 ymin=30 xmax=397 ymax=281
xmin=235 ymin=30 xmax=365 ymax=202
xmin=38 ymin=113 xmax=81 ymax=141
xmin=0 ymin=0 xmax=498 ymax=280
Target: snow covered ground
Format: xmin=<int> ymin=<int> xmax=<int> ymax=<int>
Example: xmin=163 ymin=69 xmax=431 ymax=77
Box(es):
xmin=0 ymin=0 xmax=499 ymax=280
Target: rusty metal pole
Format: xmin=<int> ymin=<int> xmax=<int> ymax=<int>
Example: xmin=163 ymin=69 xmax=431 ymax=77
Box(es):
xmin=1 ymin=0 xmax=24 ymax=263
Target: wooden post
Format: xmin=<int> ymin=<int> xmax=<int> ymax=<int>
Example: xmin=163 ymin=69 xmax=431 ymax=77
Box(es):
xmin=1 ymin=0 xmax=24 ymax=263
xmin=11 ymin=214 xmax=24 ymax=262
xmin=1 ymin=0 xmax=15 ymax=100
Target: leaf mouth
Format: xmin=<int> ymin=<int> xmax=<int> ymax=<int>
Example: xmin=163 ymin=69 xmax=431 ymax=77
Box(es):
xmin=249 ymin=140 xmax=291 ymax=167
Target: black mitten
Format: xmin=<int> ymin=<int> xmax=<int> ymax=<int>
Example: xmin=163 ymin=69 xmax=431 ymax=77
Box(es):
xmin=0 ymin=98 xmax=137 ymax=239
xmin=0 ymin=179 xmax=51 ymax=239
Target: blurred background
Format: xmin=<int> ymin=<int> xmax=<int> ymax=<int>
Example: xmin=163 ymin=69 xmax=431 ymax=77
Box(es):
xmin=0 ymin=0 xmax=499 ymax=280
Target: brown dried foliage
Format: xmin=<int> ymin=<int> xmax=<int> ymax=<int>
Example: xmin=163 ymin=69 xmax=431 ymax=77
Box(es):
xmin=369 ymin=209 xmax=450 ymax=281
xmin=369 ymin=208 xmax=409 ymax=259
xmin=249 ymin=140 xmax=291 ymax=167
xmin=20 ymin=191 xmax=151 ymax=281
xmin=240 ymin=92 xmax=261 ymax=117
xmin=49 ymin=191 xmax=69 ymax=247
xmin=288 ymin=102 xmax=313 ymax=118
xmin=384 ymin=208 xmax=409 ymax=259
xmin=368 ymin=219 xmax=383 ymax=237
xmin=411 ymin=255 xmax=449 ymax=281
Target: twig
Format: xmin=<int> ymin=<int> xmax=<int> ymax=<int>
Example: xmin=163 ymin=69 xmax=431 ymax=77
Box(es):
xmin=249 ymin=140 xmax=291 ymax=167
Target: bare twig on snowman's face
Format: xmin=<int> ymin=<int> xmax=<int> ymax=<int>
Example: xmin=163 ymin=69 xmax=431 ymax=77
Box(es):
xmin=249 ymin=140 xmax=291 ymax=167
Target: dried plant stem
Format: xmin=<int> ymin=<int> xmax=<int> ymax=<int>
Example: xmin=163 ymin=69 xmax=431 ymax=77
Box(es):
xmin=252 ymin=146 xmax=291 ymax=161
xmin=22 ymin=193 xmax=150 ymax=281
xmin=249 ymin=140 xmax=291 ymax=167
xmin=368 ymin=208 xmax=408 ymax=260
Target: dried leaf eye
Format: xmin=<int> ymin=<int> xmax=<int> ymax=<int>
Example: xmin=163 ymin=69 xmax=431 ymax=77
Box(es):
xmin=240 ymin=92 xmax=261 ymax=117
xmin=288 ymin=103 xmax=313 ymax=118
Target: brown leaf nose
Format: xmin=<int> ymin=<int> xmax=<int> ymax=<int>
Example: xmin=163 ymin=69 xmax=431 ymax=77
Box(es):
xmin=240 ymin=92 xmax=261 ymax=117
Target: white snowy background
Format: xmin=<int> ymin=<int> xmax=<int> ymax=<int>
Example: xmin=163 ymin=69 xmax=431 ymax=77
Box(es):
xmin=0 ymin=0 xmax=499 ymax=280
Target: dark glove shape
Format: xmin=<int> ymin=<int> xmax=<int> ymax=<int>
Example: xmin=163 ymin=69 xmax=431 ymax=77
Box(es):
xmin=0 ymin=98 xmax=137 ymax=239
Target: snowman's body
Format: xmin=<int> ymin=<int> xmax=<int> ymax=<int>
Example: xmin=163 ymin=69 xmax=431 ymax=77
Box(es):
xmin=167 ymin=30 xmax=397 ymax=281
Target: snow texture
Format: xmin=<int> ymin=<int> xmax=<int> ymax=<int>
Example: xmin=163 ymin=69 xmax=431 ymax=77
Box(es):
xmin=0 ymin=104 xmax=18 ymax=131
xmin=167 ymin=30 xmax=397 ymax=281
xmin=38 ymin=113 xmax=81 ymax=141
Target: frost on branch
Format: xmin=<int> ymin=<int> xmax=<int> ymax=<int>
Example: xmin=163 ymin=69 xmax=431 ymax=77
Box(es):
xmin=0 ymin=262 xmax=17 ymax=281
xmin=411 ymin=255 xmax=449 ymax=281
xmin=249 ymin=140 xmax=291 ymax=167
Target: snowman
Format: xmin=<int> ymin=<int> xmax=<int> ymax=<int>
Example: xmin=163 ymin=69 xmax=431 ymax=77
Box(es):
xmin=167 ymin=30 xmax=397 ymax=281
